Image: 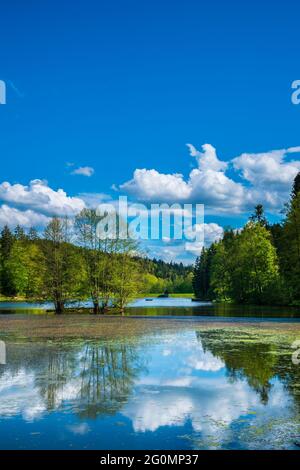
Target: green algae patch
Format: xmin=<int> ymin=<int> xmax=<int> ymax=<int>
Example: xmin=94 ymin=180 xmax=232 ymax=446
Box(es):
xmin=1 ymin=314 xmax=300 ymax=342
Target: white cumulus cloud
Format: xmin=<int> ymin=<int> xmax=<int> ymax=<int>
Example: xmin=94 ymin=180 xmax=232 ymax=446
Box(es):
xmin=118 ymin=144 xmax=300 ymax=215
xmin=187 ymin=143 xmax=228 ymax=172
xmin=0 ymin=179 xmax=85 ymax=217
xmin=232 ymin=147 xmax=300 ymax=187
xmin=120 ymin=169 xmax=190 ymax=202
xmin=0 ymin=204 xmax=50 ymax=227
xmin=71 ymin=166 xmax=95 ymax=177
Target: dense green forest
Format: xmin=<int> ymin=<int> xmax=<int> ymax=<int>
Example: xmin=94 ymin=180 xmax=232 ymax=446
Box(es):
xmin=192 ymin=173 xmax=300 ymax=306
xmin=140 ymin=257 xmax=193 ymax=294
xmin=0 ymin=211 xmax=193 ymax=313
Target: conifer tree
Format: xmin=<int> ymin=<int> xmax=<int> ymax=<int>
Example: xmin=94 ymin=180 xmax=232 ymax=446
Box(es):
xmin=0 ymin=225 xmax=15 ymax=295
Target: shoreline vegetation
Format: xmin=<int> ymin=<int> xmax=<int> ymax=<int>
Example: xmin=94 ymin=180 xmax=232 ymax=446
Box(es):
xmin=0 ymin=173 xmax=300 ymax=314
xmin=0 ymin=292 xmax=195 ymax=303
xmin=0 ymin=212 xmax=193 ymax=314
xmin=192 ymin=173 xmax=300 ymax=308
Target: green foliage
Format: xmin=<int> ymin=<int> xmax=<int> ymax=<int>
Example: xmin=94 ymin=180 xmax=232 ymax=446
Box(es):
xmin=110 ymin=253 xmax=143 ymax=311
xmin=231 ymin=223 xmax=279 ymax=304
xmin=217 ymin=223 xmax=279 ymax=304
xmin=249 ymin=204 xmax=267 ymax=227
xmin=292 ymin=171 xmax=300 ymax=199
xmin=139 ymin=257 xmax=193 ymax=292
xmin=75 ymin=209 xmax=106 ymax=312
xmin=193 ymin=221 xmax=283 ymax=305
xmin=192 ymin=170 xmax=300 ymax=306
xmin=280 ymin=192 xmax=300 ymax=302
xmin=194 ymin=195 xmax=300 ymax=306
xmin=28 ymin=227 xmax=39 ymax=241
xmin=0 ymin=225 xmax=16 ymax=295
xmin=41 ymin=218 xmax=88 ymax=313
xmin=5 ymin=240 xmax=45 ymax=297
xmin=142 ymin=273 xmax=166 ymax=293
xmin=192 ymin=245 xmax=216 ymax=299
xmin=14 ymin=225 xmax=27 ymax=241
xmin=0 ymin=213 xmax=192 ymax=311
xmin=210 ymin=241 xmax=233 ymax=301
xmin=3 ymin=171 xmax=300 ymax=309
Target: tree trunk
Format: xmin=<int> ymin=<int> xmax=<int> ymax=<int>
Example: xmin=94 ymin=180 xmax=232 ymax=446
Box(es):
xmin=55 ymin=300 xmax=64 ymax=314
xmin=120 ymin=299 xmax=125 ymax=316
xmin=93 ymin=301 xmax=100 ymax=315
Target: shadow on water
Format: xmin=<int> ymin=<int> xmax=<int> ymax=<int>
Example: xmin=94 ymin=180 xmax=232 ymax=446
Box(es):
xmin=127 ymin=302 xmax=300 ymax=318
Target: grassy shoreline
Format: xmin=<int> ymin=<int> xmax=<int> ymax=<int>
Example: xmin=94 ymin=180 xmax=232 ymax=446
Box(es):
xmin=0 ymin=292 xmax=194 ymax=303
xmin=0 ymin=293 xmax=196 ymax=303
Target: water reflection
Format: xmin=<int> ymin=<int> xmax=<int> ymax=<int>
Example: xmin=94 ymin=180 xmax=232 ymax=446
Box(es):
xmin=0 ymin=328 xmax=299 ymax=449
xmin=199 ymin=331 xmax=275 ymax=404
xmin=1 ymin=299 xmax=300 ymax=318
xmin=198 ymin=330 xmax=300 ymax=411
xmin=0 ymin=341 xmax=145 ymax=421
xmin=77 ymin=343 xmax=145 ymax=418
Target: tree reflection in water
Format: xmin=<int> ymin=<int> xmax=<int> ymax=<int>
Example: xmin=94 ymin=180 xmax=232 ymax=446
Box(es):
xmin=0 ymin=328 xmax=300 ymax=449
xmin=1 ymin=339 xmax=146 ymax=419
xmin=78 ymin=342 xmax=145 ymax=418
xmin=197 ymin=329 xmax=300 ymax=409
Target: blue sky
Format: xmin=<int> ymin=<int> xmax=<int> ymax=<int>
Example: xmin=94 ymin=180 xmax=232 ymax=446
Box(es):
xmin=1 ymin=0 xmax=300 ymax=263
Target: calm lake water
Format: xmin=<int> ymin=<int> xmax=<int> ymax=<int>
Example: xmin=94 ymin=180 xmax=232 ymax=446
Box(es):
xmin=0 ymin=318 xmax=300 ymax=449
xmin=1 ymin=297 xmax=300 ymax=318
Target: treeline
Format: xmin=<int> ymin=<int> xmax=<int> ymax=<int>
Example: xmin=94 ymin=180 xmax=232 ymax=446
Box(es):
xmin=140 ymin=258 xmax=193 ymax=293
xmin=0 ymin=209 xmax=192 ymax=313
xmin=193 ymin=173 xmax=300 ymax=306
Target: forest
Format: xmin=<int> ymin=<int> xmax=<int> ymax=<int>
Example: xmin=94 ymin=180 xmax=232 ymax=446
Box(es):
xmin=2 ymin=172 xmax=300 ymax=312
xmin=192 ymin=172 xmax=300 ymax=306
xmin=0 ymin=210 xmax=192 ymax=313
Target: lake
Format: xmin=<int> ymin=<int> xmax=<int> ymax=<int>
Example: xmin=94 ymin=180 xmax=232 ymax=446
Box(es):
xmin=1 ymin=297 xmax=300 ymax=318
xmin=0 ymin=313 xmax=300 ymax=450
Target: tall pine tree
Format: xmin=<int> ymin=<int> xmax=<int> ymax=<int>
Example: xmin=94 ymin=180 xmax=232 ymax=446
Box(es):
xmin=0 ymin=225 xmax=16 ymax=296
